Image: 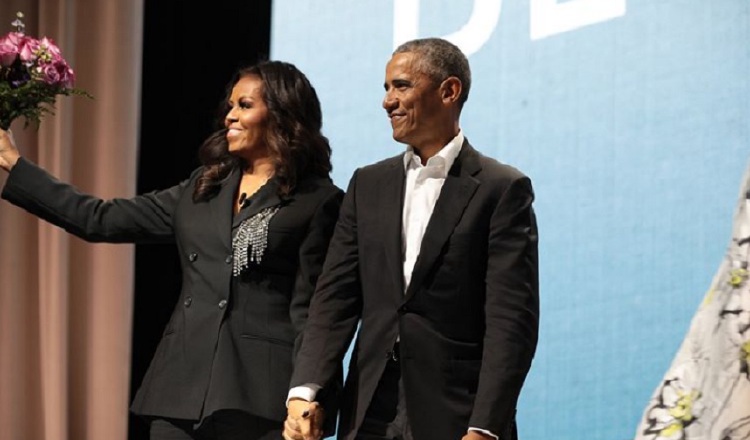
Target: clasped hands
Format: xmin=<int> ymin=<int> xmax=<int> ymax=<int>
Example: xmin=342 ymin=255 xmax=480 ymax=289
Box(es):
xmin=283 ymin=398 xmax=325 ymax=440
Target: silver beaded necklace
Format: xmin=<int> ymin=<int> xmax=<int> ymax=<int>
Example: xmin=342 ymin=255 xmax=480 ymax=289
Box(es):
xmin=231 ymin=205 xmax=280 ymax=276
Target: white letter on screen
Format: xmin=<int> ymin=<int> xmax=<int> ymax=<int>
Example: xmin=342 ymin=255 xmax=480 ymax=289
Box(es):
xmin=393 ymin=0 xmax=420 ymax=49
xmin=530 ymin=0 xmax=626 ymax=40
xmin=393 ymin=0 xmax=502 ymax=57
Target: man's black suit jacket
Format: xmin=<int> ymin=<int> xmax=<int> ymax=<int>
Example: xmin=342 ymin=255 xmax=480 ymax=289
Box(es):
xmin=291 ymin=140 xmax=539 ymax=439
xmin=2 ymin=158 xmax=343 ymax=425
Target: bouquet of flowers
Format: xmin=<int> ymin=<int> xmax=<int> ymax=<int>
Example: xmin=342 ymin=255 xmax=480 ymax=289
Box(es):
xmin=0 ymin=12 xmax=91 ymax=130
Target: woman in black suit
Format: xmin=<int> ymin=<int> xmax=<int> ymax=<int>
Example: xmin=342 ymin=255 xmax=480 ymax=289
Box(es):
xmin=0 ymin=60 xmax=343 ymax=440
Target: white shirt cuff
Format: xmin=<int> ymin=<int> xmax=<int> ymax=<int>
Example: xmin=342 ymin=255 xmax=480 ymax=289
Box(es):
xmin=469 ymin=427 xmax=499 ymax=440
xmin=286 ymin=384 xmax=321 ymax=406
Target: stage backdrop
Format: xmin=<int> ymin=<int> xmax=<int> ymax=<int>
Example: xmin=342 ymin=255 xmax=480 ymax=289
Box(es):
xmin=270 ymin=1 xmax=750 ymax=439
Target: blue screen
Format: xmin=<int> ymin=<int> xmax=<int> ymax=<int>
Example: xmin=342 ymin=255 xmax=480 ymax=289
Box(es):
xmin=271 ymin=1 xmax=750 ymax=438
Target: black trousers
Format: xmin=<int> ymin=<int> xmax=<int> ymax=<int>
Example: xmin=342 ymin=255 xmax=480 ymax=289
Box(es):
xmin=356 ymin=348 xmax=413 ymax=440
xmin=149 ymin=410 xmax=282 ymax=440
xmin=355 ymin=353 xmax=518 ymax=440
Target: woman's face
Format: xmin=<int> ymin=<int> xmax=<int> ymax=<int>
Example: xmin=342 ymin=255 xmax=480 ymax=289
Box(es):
xmin=225 ymin=75 xmax=269 ymax=159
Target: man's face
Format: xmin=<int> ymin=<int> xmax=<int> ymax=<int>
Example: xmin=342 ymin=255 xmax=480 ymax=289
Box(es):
xmin=382 ymin=52 xmax=445 ymax=149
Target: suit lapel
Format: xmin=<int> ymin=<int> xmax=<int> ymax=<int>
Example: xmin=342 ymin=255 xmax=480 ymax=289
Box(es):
xmin=209 ymin=167 xmax=241 ymax=249
xmin=404 ymin=142 xmax=481 ymax=301
xmin=381 ymin=156 xmax=407 ymax=298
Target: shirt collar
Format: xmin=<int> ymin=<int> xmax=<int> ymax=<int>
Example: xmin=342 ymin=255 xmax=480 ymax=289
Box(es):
xmin=402 ymin=129 xmax=464 ymax=176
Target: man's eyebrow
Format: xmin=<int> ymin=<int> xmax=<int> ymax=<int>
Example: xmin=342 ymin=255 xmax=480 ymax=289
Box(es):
xmin=385 ymin=78 xmax=411 ymax=88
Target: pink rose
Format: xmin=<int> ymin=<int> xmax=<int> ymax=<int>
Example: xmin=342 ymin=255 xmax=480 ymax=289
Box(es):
xmin=1 ymin=31 xmax=23 ymax=48
xmin=0 ymin=33 xmax=40 ymax=65
xmin=61 ymin=66 xmax=75 ymax=88
xmin=39 ymin=59 xmax=75 ymax=88
xmin=0 ymin=32 xmax=22 ymax=67
xmin=18 ymin=36 xmax=39 ymax=63
xmin=41 ymin=61 xmax=75 ymax=87
xmin=42 ymin=63 xmax=61 ymax=85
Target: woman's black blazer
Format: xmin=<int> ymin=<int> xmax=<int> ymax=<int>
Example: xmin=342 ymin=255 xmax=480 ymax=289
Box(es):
xmin=1 ymin=158 xmax=344 ymax=423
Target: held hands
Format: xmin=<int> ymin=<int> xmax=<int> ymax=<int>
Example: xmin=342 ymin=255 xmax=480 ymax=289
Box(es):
xmin=0 ymin=129 xmax=20 ymax=172
xmin=283 ymin=399 xmax=325 ymax=440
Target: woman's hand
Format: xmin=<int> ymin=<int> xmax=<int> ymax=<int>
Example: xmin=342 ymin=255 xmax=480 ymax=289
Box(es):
xmin=284 ymin=399 xmax=325 ymax=440
xmin=0 ymin=129 xmax=21 ymax=172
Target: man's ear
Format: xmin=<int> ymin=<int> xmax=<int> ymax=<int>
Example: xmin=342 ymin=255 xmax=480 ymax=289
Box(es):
xmin=440 ymin=77 xmax=462 ymax=104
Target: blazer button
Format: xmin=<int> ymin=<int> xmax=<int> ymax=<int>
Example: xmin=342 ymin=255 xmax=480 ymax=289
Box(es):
xmin=218 ymin=299 xmax=227 ymax=309
xmin=188 ymin=252 xmax=198 ymax=262
xmin=225 ymin=255 xmax=233 ymax=264
xmin=183 ymin=296 xmax=192 ymax=307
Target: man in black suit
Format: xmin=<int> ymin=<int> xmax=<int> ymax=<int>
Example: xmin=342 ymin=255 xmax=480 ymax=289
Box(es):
xmin=284 ymin=37 xmax=539 ymax=440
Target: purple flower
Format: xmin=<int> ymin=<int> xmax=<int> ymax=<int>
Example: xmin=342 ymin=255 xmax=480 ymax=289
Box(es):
xmin=39 ymin=61 xmax=74 ymax=87
xmin=7 ymin=58 xmax=31 ymax=88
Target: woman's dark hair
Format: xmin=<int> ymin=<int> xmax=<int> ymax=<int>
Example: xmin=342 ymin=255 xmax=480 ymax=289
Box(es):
xmin=193 ymin=60 xmax=333 ymax=201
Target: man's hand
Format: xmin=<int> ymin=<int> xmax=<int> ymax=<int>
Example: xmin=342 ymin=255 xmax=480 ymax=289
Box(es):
xmin=461 ymin=430 xmax=495 ymax=440
xmin=0 ymin=129 xmax=20 ymax=172
xmin=283 ymin=398 xmax=325 ymax=440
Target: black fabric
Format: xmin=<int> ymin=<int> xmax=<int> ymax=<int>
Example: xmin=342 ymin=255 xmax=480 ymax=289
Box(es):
xmin=356 ymin=358 xmax=412 ymax=440
xmin=150 ymin=410 xmax=281 ymax=440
